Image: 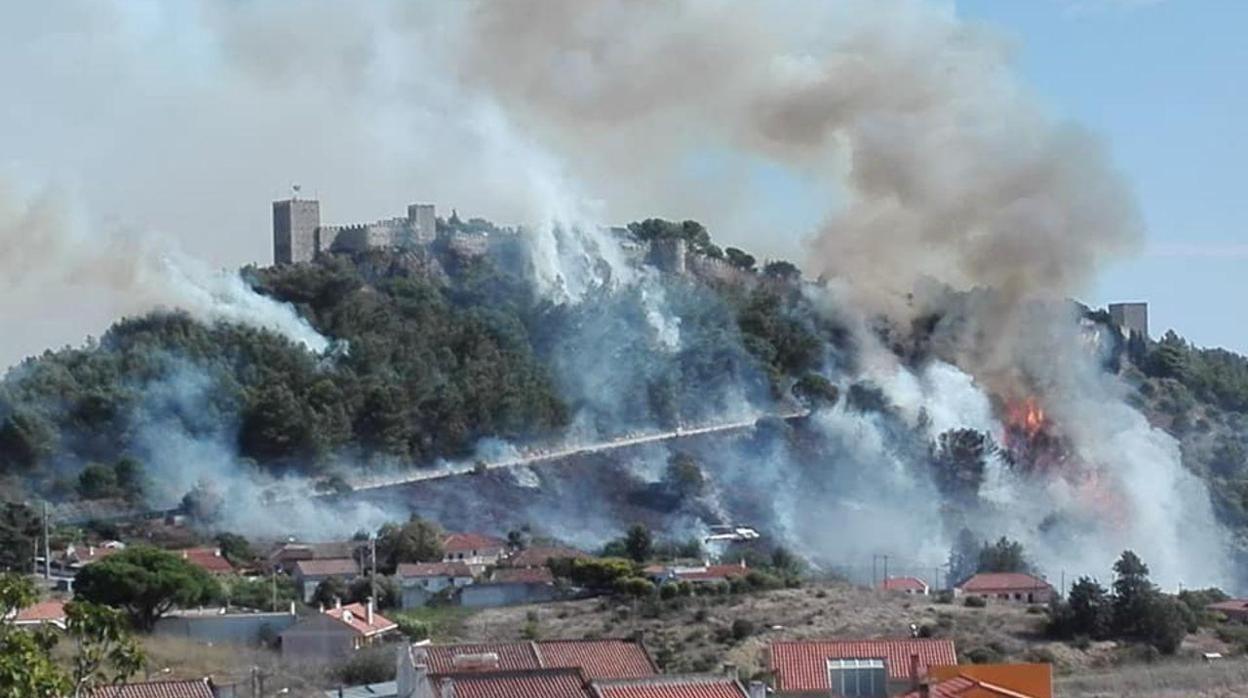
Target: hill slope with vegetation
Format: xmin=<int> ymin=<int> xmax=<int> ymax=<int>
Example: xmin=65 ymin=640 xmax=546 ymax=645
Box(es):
xmin=0 ymin=220 xmax=840 ymax=512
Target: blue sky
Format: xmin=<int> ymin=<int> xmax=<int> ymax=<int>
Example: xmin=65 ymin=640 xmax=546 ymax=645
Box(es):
xmin=956 ymin=0 xmax=1247 ymax=351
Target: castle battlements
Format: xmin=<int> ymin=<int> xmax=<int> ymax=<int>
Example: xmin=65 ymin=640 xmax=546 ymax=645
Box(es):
xmin=272 ymin=198 xmax=439 ymax=265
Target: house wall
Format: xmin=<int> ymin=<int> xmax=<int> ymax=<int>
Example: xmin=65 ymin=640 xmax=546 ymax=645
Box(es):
xmin=153 ymin=612 xmax=297 ymax=645
xmin=460 ymin=582 xmax=558 ymax=609
xmin=280 ymin=615 xmax=359 ymax=662
xmin=963 ymin=587 xmax=1053 ymax=604
xmin=296 ymin=573 xmax=359 ymax=602
xmin=399 ymin=575 xmax=473 ymax=608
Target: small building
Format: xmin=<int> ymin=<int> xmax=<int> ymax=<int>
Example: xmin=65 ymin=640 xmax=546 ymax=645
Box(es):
xmin=460 ymin=567 xmax=559 ymax=609
xmin=293 ymin=558 xmax=361 ymax=602
xmin=429 ymin=668 xmax=593 ymax=698
xmin=441 ymin=533 xmax=508 ymax=574
xmin=58 ymin=540 xmax=126 ymax=573
xmin=89 ymin=678 xmax=216 ymax=698
xmin=880 ymin=577 xmax=929 ymax=596
xmin=153 ymin=605 xmax=298 ymax=646
xmin=769 ymin=638 xmax=958 ymax=697
xmin=900 ymin=663 xmax=1052 ymax=698
xmin=176 ymin=547 xmax=235 ymax=575
xmin=957 ymin=573 xmax=1053 ymax=604
xmin=9 ymin=599 xmax=68 ymax=631
xmin=280 ymin=600 xmax=396 ymax=662
xmin=268 ymin=540 xmax=365 ymax=572
xmin=593 ymin=674 xmax=756 ymax=698
xmin=416 ymin=638 xmax=659 ymax=680
xmin=396 ymin=561 xmax=475 ymax=609
xmin=650 ymin=561 xmax=748 ymax=585
xmin=1208 ymin=599 xmax=1248 ymax=622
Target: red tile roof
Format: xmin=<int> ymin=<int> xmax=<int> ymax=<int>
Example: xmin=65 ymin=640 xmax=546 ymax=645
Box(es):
xmin=398 ymin=561 xmax=474 ymax=579
xmin=1208 ymin=599 xmax=1248 ymax=614
xmin=421 ymin=642 xmax=545 ymax=673
xmin=13 ymin=599 xmax=67 ymax=626
xmin=89 ymin=678 xmax=214 ymax=698
xmin=898 ymin=676 xmax=1036 ymax=698
xmin=770 ymin=639 xmax=958 ymax=691
xmin=959 ymin=573 xmax=1051 ymax=593
xmin=669 ymin=564 xmax=748 ymax=582
xmin=177 ymin=548 xmax=234 ymax=574
xmin=536 ymin=640 xmax=659 ymax=680
xmin=592 ymin=675 xmax=747 ymax=698
xmin=443 ymin=532 xmax=508 ymax=554
xmin=293 ymin=558 xmax=359 ymax=577
xmin=432 ymin=668 xmax=591 ymax=698
xmin=492 ymin=567 xmax=555 ymax=585
xmin=324 ymin=602 xmax=396 ymax=637
xmin=882 ymin=576 xmax=929 ymax=592
xmin=66 ymin=542 xmax=124 ymax=566
xmin=420 ymin=640 xmax=658 ymax=680
xmin=504 ymin=546 xmax=590 ymax=568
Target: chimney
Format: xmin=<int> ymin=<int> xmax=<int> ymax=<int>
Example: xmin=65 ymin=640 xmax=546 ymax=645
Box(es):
xmin=335 ymin=597 xmax=342 ymax=611
xmin=910 ymin=653 xmax=920 ymax=691
xmin=367 ymin=597 xmax=375 ymax=626
xmin=440 ymin=678 xmax=456 ymax=698
xmin=88 ymin=545 xmax=95 ymax=557
xmin=748 ymin=681 xmax=767 ymax=698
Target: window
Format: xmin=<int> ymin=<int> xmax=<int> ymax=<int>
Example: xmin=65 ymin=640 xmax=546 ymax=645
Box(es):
xmin=827 ymin=658 xmax=887 ymax=697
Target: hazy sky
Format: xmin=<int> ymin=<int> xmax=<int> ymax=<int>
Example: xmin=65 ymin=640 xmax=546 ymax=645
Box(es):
xmin=957 ymin=0 xmax=1247 ymax=351
xmin=0 ymin=0 xmax=1243 ymax=366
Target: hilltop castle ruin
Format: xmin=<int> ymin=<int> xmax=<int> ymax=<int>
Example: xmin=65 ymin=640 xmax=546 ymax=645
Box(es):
xmin=272 ymin=197 xmax=439 ymax=265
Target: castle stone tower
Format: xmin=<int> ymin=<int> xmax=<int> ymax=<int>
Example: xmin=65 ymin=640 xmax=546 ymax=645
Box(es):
xmin=273 ymin=198 xmax=321 ymax=265
xmin=1108 ymin=302 xmax=1149 ymax=339
xmin=407 ymin=203 xmax=436 ymax=244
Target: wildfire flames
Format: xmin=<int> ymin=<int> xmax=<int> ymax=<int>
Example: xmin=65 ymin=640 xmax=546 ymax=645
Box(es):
xmin=1001 ymin=396 xmax=1068 ymax=473
xmin=999 ymin=395 xmax=1130 ymax=530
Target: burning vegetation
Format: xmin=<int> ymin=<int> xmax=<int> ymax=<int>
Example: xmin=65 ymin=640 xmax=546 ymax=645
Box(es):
xmin=1000 ymin=396 xmax=1071 ymax=474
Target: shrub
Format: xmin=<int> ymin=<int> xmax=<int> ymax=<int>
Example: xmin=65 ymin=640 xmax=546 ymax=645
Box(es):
xmin=336 ymin=647 xmax=394 ymax=685
xmin=731 ymin=618 xmax=756 ymax=641
xmin=743 ymin=570 xmax=783 ymax=591
xmin=935 ymin=590 xmax=954 ymax=604
xmin=965 ymin=646 xmax=1001 ymax=664
xmin=614 ymin=577 xmax=656 ymax=598
xmin=964 ymin=595 xmax=987 ymax=608
xmin=395 ymin=616 xmax=430 ymax=641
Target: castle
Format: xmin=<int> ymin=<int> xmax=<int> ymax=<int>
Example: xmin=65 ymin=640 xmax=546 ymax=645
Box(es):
xmin=1108 ymin=301 xmax=1149 ymax=339
xmin=272 ymin=196 xmax=438 ymax=265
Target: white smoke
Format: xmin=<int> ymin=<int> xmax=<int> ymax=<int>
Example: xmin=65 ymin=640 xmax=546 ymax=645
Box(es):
xmin=0 ymin=177 xmax=329 ymax=362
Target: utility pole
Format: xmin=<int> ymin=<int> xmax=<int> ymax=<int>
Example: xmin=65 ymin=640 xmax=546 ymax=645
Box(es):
xmin=42 ymin=501 xmax=51 ymax=580
xmin=871 ymin=555 xmax=878 ymax=589
xmin=882 ymin=554 xmax=889 ymax=583
xmin=370 ymin=534 xmax=378 ymax=604
xmin=271 ymin=570 xmax=277 ymax=612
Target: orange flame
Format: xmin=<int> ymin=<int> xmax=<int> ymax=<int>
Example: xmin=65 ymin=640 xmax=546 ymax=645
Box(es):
xmin=1004 ymin=397 xmax=1048 ymax=440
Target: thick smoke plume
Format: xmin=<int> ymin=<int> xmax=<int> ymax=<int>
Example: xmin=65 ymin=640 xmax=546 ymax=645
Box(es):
xmin=0 ymin=178 xmax=329 ymax=362
xmin=0 ymin=1 xmax=1229 ymax=589
xmin=454 ymin=0 xmax=1142 ymax=315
